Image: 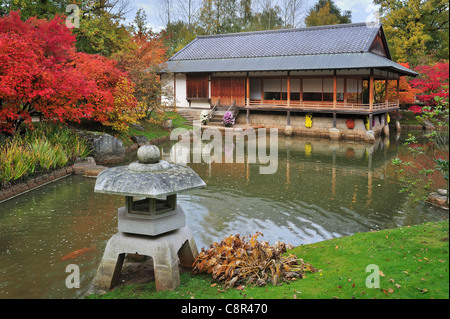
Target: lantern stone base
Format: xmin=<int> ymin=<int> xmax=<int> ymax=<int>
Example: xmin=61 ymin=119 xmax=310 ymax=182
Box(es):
xmin=118 ymin=205 xmax=186 ymax=236
xmin=87 ymin=226 xmax=199 ymax=294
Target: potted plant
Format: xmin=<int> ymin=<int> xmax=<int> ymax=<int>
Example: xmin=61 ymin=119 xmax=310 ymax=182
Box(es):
xmin=345 ymin=118 xmax=355 ymax=129
xmin=200 ymin=110 xmax=209 ymax=125
xmin=305 ymin=113 xmax=312 ymax=128
xmin=222 ymin=111 xmax=235 ymax=127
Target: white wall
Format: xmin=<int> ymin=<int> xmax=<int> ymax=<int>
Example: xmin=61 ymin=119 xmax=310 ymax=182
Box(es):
xmin=161 ymin=73 xmax=211 ymax=109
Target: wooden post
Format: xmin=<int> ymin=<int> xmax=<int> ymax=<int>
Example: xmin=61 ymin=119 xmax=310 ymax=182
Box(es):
xmin=333 ymin=112 xmax=337 ymax=128
xmin=385 ymin=77 xmax=389 ymax=108
xmin=173 ymin=73 xmax=177 ymax=108
xmin=343 ymin=77 xmax=347 ymax=106
xmin=246 ymin=109 xmax=250 ymax=125
xmin=369 ymin=69 xmax=374 ymax=112
xmin=287 ymin=111 xmax=291 ymax=125
xmin=287 ymin=71 xmax=291 ymax=108
xmin=246 ymin=73 xmax=250 ymax=107
xmin=333 ymin=71 xmax=337 ymax=109
xmin=396 ymin=77 xmax=400 ymax=108
xmin=260 ymin=78 xmax=264 ymax=105
xmin=300 ymin=78 xmax=303 ymax=106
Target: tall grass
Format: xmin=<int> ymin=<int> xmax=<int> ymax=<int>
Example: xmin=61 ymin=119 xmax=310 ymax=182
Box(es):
xmin=0 ymin=124 xmax=91 ymax=187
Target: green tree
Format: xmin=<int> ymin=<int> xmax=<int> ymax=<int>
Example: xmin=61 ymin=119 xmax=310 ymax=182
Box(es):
xmin=0 ymin=0 xmax=66 ymax=19
xmin=374 ymin=0 xmax=449 ymax=66
xmin=305 ymin=0 xmax=351 ymax=27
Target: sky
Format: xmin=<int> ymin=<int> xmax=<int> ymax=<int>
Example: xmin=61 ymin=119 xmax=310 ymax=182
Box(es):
xmin=123 ymin=0 xmax=380 ymax=32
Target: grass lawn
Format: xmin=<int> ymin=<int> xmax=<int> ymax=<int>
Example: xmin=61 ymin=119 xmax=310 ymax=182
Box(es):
xmin=118 ymin=111 xmax=191 ymax=146
xmin=87 ymin=221 xmax=449 ymax=300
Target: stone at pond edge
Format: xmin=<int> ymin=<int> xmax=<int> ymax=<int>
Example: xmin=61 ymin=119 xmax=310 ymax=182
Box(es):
xmin=131 ymin=135 xmax=149 ymax=147
xmin=284 ymin=125 xmax=293 ymax=136
xmin=428 ymin=189 xmax=449 ymax=209
xmin=91 ymin=133 xmax=125 ymax=164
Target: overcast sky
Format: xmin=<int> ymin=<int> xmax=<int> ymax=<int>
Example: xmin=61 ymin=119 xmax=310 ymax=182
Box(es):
xmin=124 ymin=0 xmax=379 ymax=32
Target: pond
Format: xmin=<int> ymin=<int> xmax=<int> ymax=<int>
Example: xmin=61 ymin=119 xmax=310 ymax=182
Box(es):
xmin=0 ymin=132 xmax=447 ymax=299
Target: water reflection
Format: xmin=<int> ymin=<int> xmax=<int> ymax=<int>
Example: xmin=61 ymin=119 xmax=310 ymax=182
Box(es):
xmin=0 ymin=132 xmax=447 ymax=299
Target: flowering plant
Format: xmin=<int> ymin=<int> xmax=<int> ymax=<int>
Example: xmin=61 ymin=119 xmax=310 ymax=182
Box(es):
xmin=200 ymin=110 xmax=209 ymax=125
xmin=345 ymin=118 xmax=355 ymax=129
xmin=305 ymin=113 xmax=312 ymax=128
xmin=222 ymin=111 xmax=235 ymax=127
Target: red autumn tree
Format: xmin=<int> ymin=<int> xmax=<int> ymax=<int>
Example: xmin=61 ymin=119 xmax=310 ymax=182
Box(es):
xmin=374 ymin=62 xmax=418 ymax=106
xmin=410 ymin=62 xmax=450 ymax=106
xmin=0 ymin=11 xmax=139 ymax=134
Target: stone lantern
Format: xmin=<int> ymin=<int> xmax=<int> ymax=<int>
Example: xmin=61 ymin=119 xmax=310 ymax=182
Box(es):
xmin=88 ymin=145 xmax=206 ymax=293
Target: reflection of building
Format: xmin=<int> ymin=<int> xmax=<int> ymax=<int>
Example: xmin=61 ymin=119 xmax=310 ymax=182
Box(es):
xmin=162 ymin=23 xmax=417 ymax=140
xmin=177 ymin=135 xmax=400 ymax=209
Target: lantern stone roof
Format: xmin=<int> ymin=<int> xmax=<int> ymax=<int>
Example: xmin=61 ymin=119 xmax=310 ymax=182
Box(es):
xmin=94 ymin=161 xmax=206 ymax=198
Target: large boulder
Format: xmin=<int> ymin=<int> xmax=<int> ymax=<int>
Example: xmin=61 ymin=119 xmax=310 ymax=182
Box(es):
xmin=91 ymin=133 xmax=125 ymax=164
xmin=131 ymin=135 xmax=149 ymax=146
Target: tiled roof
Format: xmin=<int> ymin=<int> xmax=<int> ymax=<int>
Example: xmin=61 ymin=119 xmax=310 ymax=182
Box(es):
xmin=170 ymin=23 xmax=381 ymax=61
xmin=165 ymin=53 xmax=418 ymax=76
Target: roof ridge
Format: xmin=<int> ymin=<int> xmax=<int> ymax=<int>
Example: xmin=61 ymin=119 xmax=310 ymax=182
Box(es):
xmin=196 ymin=22 xmax=374 ymax=39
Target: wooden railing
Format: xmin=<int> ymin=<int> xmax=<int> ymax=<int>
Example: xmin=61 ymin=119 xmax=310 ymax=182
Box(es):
xmin=248 ymin=100 xmax=399 ymax=111
xmin=207 ymin=99 xmax=220 ymax=120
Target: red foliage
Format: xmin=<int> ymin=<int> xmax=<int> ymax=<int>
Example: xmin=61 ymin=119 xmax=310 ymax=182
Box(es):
xmin=345 ymin=118 xmax=355 ymax=129
xmin=408 ymin=105 xmax=423 ymax=114
xmin=410 ymin=62 xmax=449 ymax=106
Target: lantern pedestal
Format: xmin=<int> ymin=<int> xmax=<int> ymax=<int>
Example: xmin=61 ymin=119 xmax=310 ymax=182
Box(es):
xmin=90 ymin=145 xmax=206 ymax=294
xmin=88 ymin=226 xmax=198 ymax=294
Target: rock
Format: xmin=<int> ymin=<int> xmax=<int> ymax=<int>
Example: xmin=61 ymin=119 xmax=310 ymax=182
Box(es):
xmin=423 ymin=119 xmax=435 ymax=131
xmin=364 ymin=130 xmax=375 ymax=142
xmin=428 ymin=190 xmax=449 ymax=209
xmin=284 ymin=125 xmax=293 ymax=136
xmin=382 ymin=124 xmax=389 ymax=136
xmin=129 ymin=123 xmax=145 ymax=131
xmin=72 ymin=157 xmax=107 ymax=176
xmin=329 ymin=127 xmax=340 ymax=140
xmin=131 ymin=135 xmax=149 ymax=146
xmin=91 ymin=133 xmax=125 ymax=164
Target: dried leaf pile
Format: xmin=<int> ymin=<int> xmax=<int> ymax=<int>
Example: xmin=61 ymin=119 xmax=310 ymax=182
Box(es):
xmin=192 ymin=232 xmax=319 ymax=288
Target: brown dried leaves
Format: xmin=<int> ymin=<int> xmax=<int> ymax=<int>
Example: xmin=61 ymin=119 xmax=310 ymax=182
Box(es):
xmin=192 ymin=232 xmax=318 ymax=289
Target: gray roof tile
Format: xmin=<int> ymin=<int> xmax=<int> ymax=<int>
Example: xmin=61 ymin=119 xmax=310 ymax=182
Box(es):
xmin=170 ymin=23 xmax=380 ymax=61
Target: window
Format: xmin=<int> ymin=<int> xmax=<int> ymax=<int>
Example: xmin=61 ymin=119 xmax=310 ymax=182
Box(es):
xmin=263 ymin=78 xmax=281 ymax=100
xmin=186 ymin=74 xmax=209 ymax=99
xmin=347 ymin=78 xmax=363 ymax=103
xmin=303 ymin=78 xmax=322 ymax=101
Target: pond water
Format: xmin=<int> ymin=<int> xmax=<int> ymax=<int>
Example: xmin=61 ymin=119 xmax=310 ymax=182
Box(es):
xmin=0 ymin=132 xmax=447 ymax=299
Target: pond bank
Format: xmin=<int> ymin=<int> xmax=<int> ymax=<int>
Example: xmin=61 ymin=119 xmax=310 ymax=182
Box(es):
xmin=87 ymin=221 xmax=449 ymax=300
xmin=0 ymin=135 xmax=172 ymax=203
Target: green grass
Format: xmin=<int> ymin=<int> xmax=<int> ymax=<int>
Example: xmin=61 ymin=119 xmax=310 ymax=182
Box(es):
xmin=87 ymin=221 xmax=449 ymax=299
xmin=119 ymin=111 xmax=192 ymax=146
